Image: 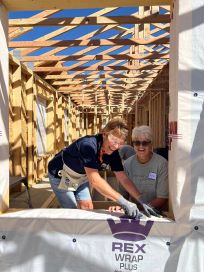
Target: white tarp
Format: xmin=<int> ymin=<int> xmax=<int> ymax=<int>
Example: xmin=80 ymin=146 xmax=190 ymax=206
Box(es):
xmin=0 ymin=209 xmax=203 ymax=272
xmin=167 ymin=0 xmax=204 ymax=271
xmin=169 ymin=0 xmax=204 ymax=222
xmin=0 ymin=209 xmax=177 ymax=272
xmin=1 ymin=0 xmax=204 ymax=271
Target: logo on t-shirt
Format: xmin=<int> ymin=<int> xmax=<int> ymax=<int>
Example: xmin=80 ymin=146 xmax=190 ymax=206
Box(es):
xmin=148 ymin=172 xmax=157 ymax=180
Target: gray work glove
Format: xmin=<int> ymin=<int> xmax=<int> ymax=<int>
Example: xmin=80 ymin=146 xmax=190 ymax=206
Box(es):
xmin=136 ymin=197 xmax=161 ymax=217
xmin=117 ymin=196 xmax=142 ymax=219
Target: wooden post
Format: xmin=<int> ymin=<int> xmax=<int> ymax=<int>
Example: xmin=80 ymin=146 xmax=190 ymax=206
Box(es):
xmin=94 ymin=93 xmax=97 ymax=134
xmin=134 ymin=99 xmax=138 ymax=126
xmin=32 ymin=77 xmax=38 ymax=182
xmin=47 ymin=94 xmax=55 ymax=154
xmin=57 ymin=96 xmax=63 ymax=150
xmin=26 ymin=74 xmax=34 ymax=185
xmin=85 ymin=109 xmax=89 ymax=135
xmin=81 ymin=90 xmax=85 ymax=136
xmin=11 ymin=63 xmax=22 ymax=175
xmin=67 ymin=95 xmax=71 ymax=144
xmin=108 ymin=91 xmax=111 ymax=120
xmin=21 ymin=73 xmax=28 ymax=178
xmin=0 ymin=3 xmax=9 ymax=212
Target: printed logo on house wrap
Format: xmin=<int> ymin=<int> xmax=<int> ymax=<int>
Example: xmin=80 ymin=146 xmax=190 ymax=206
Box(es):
xmin=107 ymin=218 xmax=154 ymax=271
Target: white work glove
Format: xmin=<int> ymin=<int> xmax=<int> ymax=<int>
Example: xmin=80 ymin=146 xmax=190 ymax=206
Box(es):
xmin=117 ymin=196 xmax=142 ymax=219
xmin=136 ymin=197 xmax=161 ymax=217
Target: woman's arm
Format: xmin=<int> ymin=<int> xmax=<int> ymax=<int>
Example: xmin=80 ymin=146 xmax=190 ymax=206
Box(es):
xmin=149 ymin=197 xmax=168 ymax=209
xmin=85 ymin=167 xmax=143 ymax=218
xmin=114 ymin=171 xmax=166 ymax=217
xmin=114 ymin=171 xmax=141 ymax=200
xmin=85 ymin=167 xmax=121 ymax=201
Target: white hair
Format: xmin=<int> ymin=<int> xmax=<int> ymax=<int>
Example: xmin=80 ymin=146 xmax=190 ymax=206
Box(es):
xmin=132 ymin=125 xmax=153 ymax=142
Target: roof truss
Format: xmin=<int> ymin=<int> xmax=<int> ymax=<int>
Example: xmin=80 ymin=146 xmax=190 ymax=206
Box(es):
xmin=8 ymin=4 xmax=170 ymax=112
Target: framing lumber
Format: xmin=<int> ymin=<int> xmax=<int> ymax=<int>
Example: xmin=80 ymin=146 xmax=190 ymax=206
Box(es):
xmin=41 ymin=192 xmax=56 ymax=208
xmin=33 ymin=63 xmax=165 ymax=72
xmin=2 ymin=0 xmax=172 ymax=11
xmin=20 ymin=53 xmax=169 ymax=62
xmin=20 ymin=8 xmax=120 ymax=57
xmin=9 ymin=37 xmax=170 ymax=48
xmin=9 ymin=14 xmax=170 ymax=27
xmin=9 ymin=10 xmax=61 ymax=39
xmin=43 ymin=73 xmax=159 ymax=80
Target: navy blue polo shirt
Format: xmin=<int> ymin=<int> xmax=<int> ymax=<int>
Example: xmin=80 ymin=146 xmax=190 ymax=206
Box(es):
xmin=48 ymin=134 xmax=124 ymax=178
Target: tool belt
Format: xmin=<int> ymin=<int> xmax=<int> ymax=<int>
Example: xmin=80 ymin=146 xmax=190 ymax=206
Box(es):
xmin=58 ymin=164 xmax=88 ymax=191
xmin=58 ymin=150 xmax=88 ymax=191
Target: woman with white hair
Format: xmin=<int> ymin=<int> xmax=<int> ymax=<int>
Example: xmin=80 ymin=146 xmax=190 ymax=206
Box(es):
xmin=123 ymin=125 xmax=168 ymax=211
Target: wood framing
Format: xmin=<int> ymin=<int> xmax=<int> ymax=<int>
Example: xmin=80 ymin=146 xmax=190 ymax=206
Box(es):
xmin=20 ymin=53 xmax=169 ymax=62
xmin=2 ymin=0 xmax=172 ymax=11
xmin=6 ymin=4 xmax=170 ymax=114
xmin=9 ymin=37 xmax=169 ymax=48
xmin=9 ymin=14 xmax=170 ymax=27
xmin=1 ymin=1 xmax=171 ymax=213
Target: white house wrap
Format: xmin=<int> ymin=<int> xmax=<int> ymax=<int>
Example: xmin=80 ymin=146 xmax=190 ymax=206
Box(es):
xmin=1 ymin=0 xmax=204 ymax=271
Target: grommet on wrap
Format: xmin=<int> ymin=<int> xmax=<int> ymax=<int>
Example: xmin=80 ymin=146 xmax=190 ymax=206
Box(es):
xmin=166 ymin=242 xmax=170 ymax=246
xmin=193 ymin=92 xmax=198 ymax=97
xmin=72 ymin=238 xmax=77 ymax=243
xmin=2 ymin=235 xmax=6 ymax=240
xmin=194 ymin=226 xmax=199 ymax=230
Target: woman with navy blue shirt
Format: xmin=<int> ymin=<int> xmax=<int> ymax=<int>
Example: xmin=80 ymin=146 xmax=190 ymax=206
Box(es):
xmin=48 ymin=118 xmax=155 ymax=218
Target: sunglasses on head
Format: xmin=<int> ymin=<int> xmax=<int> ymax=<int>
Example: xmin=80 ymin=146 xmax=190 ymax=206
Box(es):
xmin=133 ymin=140 xmax=151 ymax=147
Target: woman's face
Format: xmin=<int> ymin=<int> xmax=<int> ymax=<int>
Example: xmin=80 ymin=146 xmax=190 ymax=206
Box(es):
xmin=133 ymin=135 xmax=152 ymax=163
xmin=103 ymin=133 xmax=125 ymax=154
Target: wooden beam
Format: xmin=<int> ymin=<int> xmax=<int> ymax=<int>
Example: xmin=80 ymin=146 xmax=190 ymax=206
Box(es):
xmin=33 ymin=63 xmax=165 ymax=72
xmin=9 ymin=27 xmax=33 ymax=39
xmin=51 ymin=78 xmax=155 ymax=85
xmin=2 ymin=0 xmax=172 ymax=11
xmin=9 ymin=37 xmax=169 ymax=48
xmin=58 ymin=86 xmax=167 ymax=92
xmin=20 ymin=53 xmax=169 ymax=62
xmin=44 ymin=73 xmax=159 ymax=80
xmin=9 ymin=10 xmax=61 ymax=39
xmin=9 ymin=14 xmax=170 ymax=27
xmin=20 ymin=8 xmax=121 ymax=57
xmin=54 ymin=83 xmax=147 ymax=89
xmin=41 ymin=192 xmax=56 ymax=208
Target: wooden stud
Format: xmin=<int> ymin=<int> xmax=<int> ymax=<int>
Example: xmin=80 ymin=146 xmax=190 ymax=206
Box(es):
xmin=26 ymin=74 xmax=34 ymax=185
xmin=11 ymin=64 xmax=22 ymax=176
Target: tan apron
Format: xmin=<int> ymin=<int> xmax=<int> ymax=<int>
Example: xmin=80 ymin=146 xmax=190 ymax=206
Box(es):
xmin=58 ymin=163 xmax=88 ymax=191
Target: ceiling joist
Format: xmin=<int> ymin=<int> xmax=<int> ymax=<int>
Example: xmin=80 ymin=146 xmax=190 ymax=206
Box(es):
xmin=9 ymin=14 xmax=170 ymax=27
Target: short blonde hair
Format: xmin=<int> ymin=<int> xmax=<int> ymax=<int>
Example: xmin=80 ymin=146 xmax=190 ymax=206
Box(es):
xmin=102 ymin=118 xmax=128 ymax=139
xmin=132 ymin=125 xmax=153 ymax=142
